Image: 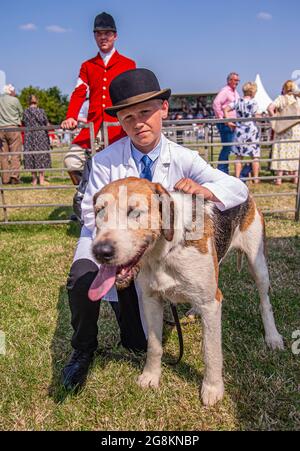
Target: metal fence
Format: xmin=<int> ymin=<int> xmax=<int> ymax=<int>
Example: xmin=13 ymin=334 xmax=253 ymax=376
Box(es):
xmin=0 ymin=116 xmax=300 ymax=225
xmin=0 ymin=122 xmax=95 ymax=225
xmin=104 ymin=116 xmax=300 ymax=221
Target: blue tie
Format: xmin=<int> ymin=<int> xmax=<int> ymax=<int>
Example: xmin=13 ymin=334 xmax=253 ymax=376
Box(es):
xmin=140 ymin=155 xmax=153 ymax=181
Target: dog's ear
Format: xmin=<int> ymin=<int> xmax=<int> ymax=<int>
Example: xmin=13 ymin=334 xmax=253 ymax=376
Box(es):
xmin=154 ymin=183 xmax=174 ymax=242
xmin=93 ymin=191 xmax=101 ymax=214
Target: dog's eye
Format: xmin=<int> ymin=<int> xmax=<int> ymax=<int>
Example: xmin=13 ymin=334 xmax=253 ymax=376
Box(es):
xmin=128 ymin=208 xmax=141 ymax=219
xmin=97 ymin=207 xmax=106 ymax=219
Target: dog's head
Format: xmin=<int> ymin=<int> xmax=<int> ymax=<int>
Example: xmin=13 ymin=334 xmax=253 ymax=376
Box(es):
xmin=88 ymin=177 xmax=174 ymax=300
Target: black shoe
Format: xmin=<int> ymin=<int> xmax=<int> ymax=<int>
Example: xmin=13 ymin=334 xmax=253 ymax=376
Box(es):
xmin=72 ymin=191 xmax=84 ymax=223
xmin=61 ymin=350 xmax=94 ymax=391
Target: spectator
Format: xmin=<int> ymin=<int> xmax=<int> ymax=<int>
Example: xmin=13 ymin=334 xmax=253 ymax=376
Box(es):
xmin=196 ymin=124 xmax=205 ymax=141
xmin=213 ymin=72 xmax=240 ymax=173
xmin=268 ymin=80 xmax=300 ymax=185
xmin=23 ymin=95 xmax=51 ymax=185
xmin=0 ymin=84 xmax=23 ymax=184
xmin=223 ymin=82 xmax=261 ymax=182
xmin=61 ymin=12 xmax=136 ymax=186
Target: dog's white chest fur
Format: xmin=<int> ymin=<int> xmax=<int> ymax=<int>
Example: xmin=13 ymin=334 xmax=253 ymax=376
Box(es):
xmin=140 ymin=242 xmax=216 ymax=305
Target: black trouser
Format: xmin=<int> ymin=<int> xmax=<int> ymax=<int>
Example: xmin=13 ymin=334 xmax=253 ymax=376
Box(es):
xmin=66 ymin=259 xmax=147 ymax=353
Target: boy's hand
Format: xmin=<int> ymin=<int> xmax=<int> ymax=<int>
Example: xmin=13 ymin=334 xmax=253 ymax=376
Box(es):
xmin=174 ymin=178 xmax=220 ymax=202
xmin=174 ymin=178 xmax=202 ymax=195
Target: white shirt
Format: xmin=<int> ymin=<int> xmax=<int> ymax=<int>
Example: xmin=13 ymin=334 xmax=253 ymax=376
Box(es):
xmin=99 ymin=47 xmax=116 ymax=66
xmin=131 ymin=139 xmax=161 ymax=177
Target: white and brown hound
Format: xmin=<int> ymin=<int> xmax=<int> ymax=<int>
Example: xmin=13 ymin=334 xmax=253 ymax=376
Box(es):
xmin=88 ymin=177 xmax=284 ymax=406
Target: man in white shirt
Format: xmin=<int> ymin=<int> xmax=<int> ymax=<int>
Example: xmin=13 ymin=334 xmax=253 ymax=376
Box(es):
xmin=62 ymin=69 xmax=249 ymax=391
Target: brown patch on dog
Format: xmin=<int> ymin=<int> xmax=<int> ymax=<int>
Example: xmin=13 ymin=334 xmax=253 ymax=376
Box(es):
xmin=239 ymin=196 xmax=256 ymax=232
xmin=212 ymin=245 xmax=219 ymax=283
xmin=215 ymin=288 xmax=223 ymax=303
xmin=93 ymin=177 xmax=173 ymax=251
xmin=185 ymin=213 xmax=214 ymax=254
xmin=153 ymin=183 xmax=174 ymax=242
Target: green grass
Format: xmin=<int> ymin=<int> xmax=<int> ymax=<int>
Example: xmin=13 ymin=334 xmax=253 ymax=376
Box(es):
xmin=0 ymin=218 xmax=299 ymax=430
xmin=0 ymin=151 xmax=299 ymax=430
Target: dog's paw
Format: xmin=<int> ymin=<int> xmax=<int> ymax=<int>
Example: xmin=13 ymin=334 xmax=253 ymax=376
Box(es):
xmin=201 ymin=381 xmax=224 ymax=406
xmin=265 ymin=333 xmax=284 ymax=350
xmin=137 ymin=372 xmax=160 ymax=389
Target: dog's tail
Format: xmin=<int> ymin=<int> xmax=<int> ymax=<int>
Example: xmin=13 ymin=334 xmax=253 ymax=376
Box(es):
xmin=237 ymin=250 xmax=244 ymax=273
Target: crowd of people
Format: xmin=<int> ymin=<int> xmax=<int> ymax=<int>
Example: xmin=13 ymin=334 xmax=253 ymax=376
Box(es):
xmin=212 ymin=72 xmax=300 ymax=184
xmin=169 ymin=105 xmax=215 ymax=121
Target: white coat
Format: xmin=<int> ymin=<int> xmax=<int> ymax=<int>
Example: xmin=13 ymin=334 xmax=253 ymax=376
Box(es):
xmin=74 ymin=134 xmax=248 ymax=306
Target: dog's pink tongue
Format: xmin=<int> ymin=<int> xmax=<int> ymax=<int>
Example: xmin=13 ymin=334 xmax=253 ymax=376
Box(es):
xmin=88 ymin=265 xmax=117 ymax=302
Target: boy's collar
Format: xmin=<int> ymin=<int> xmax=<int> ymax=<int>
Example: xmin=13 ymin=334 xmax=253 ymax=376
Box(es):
xmin=130 ymin=138 xmax=162 ymax=162
xmin=123 ymin=134 xmax=171 ymax=166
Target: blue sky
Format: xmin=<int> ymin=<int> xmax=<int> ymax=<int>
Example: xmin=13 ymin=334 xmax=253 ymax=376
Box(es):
xmin=1 ymin=0 xmax=299 ymax=99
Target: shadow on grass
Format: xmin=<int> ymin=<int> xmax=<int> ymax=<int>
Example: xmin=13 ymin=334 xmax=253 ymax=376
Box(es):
xmin=48 ymin=285 xmax=73 ymax=403
xmin=48 ymin=285 xmax=194 ymax=404
xmin=48 ymin=207 xmax=81 ymax=238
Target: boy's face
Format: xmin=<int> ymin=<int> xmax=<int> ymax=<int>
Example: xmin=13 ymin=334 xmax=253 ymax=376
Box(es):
xmin=117 ymin=99 xmax=169 ymax=153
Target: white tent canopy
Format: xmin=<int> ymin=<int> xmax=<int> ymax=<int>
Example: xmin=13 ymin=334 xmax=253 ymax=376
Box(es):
xmin=254 ymin=74 xmax=273 ymax=113
xmin=0 ymin=70 xmax=6 ymax=94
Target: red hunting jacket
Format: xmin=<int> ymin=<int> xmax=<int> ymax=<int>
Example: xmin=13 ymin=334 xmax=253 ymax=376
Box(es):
xmin=66 ymin=51 xmax=136 ymax=149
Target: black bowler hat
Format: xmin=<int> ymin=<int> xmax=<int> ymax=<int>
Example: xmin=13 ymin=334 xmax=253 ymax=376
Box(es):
xmin=105 ymin=69 xmax=171 ymax=117
xmin=93 ymin=12 xmax=117 ymax=33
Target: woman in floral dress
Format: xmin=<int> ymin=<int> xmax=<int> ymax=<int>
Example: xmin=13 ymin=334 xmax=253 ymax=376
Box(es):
xmin=268 ymin=80 xmax=300 ymax=185
xmin=23 ymin=95 xmax=51 ymax=185
xmin=223 ymin=82 xmax=260 ymax=182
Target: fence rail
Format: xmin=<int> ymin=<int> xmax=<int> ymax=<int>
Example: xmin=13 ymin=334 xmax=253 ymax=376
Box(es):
xmin=1 ymin=116 xmax=300 ymax=225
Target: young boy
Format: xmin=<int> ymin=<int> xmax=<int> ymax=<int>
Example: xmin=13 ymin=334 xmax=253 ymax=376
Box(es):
xmin=62 ymin=68 xmax=248 ymax=391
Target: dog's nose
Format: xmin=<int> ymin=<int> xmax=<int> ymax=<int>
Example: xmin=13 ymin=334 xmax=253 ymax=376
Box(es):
xmin=93 ymin=240 xmax=115 ymax=261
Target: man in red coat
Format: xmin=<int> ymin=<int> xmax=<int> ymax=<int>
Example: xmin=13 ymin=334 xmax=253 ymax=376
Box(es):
xmin=61 ymin=12 xmax=136 ymax=185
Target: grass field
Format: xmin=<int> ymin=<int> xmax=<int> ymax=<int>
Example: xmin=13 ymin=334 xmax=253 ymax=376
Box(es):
xmin=0 ymin=150 xmax=299 ymax=431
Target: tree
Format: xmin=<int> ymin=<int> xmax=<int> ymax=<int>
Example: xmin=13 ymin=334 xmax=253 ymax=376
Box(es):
xmin=19 ymin=86 xmax=69 ymax=124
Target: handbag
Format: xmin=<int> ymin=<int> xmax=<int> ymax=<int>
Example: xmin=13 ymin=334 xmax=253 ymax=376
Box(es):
xmin=271 ymin=95 xmax=300 ymax=134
